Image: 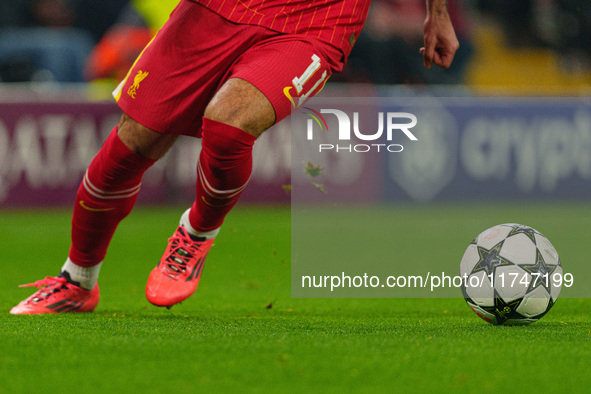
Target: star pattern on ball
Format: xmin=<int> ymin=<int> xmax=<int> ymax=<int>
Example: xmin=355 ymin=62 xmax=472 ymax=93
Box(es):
xmin=508 ymin=225 xmax=538 ymax=245
xmin=519 ymin=248 xmax=558 ymax=293
xmin=481 ymin=291 xmax=523 ymax=325
xmin=472 ymin=241 xmax=514 ymax=277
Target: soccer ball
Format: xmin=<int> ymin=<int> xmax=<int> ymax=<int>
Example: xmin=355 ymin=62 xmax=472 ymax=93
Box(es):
xmin=460 ymin=223 xmax=562 ymax=325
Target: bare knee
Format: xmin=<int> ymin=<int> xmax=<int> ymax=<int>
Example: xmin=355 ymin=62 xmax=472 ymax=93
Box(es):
xmin=117 ymin=113 xmax=178 ymax=160
xmin=204 ymin=78 xmax=275 ymax=137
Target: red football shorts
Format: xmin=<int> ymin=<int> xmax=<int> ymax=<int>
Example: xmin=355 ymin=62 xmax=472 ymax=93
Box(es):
xmin=113 ymin=0 xmax=345 ymax=137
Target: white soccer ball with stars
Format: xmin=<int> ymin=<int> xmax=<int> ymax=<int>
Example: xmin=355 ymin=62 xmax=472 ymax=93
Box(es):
xmin=460 ymin=223 xmax=563 ymax=325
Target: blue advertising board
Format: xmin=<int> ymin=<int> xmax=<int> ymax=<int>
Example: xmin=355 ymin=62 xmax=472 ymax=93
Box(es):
xmin=384 ymin=96 xmax=591 ymax=202
xmin=291 ymin=96 xmax=591 ymax=203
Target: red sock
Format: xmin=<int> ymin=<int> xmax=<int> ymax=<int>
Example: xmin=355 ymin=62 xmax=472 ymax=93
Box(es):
xmin=189 ymin=118 xmax=257 ymax=232
xmin=69 ymin=127 xmax=156 ymax=266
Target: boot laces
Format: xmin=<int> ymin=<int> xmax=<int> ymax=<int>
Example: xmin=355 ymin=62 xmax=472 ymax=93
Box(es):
xmin=19 ymin=276 xmax=69 ymax=303
xmin=164 ymin=230 xmax=203 ymax=279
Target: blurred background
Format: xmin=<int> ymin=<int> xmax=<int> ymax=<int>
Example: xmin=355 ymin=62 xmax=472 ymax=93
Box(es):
xmin=1 ymin=0 xmax=591 ymax=208
xmin=2 ymin=0 xmax=591 ymax=90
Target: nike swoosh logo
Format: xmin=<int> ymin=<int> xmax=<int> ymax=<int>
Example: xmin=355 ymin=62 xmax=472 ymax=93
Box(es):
xmin=79 ymin=200 xmax=114 ymax=212
xmin=200 ymin=196 xmax=233 ymax=208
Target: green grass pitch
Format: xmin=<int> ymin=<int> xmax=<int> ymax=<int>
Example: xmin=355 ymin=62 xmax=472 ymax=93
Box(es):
xmin=1 ymin=203 xmax=590 ymax=393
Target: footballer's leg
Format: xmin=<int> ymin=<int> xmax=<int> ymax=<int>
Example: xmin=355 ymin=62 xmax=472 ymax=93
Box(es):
xmin=145 ymin=78 xmax=272 ymax=308
xmin=10 ymin=115 xmax=177 ymax=315
xmin=145 ymin=37 xmax=341 ymax=308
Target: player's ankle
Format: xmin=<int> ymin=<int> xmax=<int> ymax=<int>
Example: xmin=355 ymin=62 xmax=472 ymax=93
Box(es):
xmin=61 ymin=258 xmax=101 ymax=290
xmin=179 ymin=208 xmax=220 ymax=240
